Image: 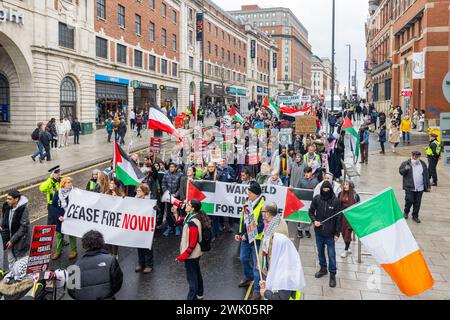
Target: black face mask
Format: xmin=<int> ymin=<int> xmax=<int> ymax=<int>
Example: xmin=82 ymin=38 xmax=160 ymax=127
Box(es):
xmin=320 ymin=188 xmax=333 ymax=200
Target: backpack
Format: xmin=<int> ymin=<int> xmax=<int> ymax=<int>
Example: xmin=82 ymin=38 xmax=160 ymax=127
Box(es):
xmin=31 ymin=128 xmax=40 ymax=141
xmin=194 ymin=215 xmax=212 ymax=252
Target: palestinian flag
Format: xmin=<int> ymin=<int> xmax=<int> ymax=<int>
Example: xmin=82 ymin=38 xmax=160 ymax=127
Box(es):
xmin=344 ymin=188 xmax=434 ymax=296
xmin=262 ymin=97 xmax=280 ymax=118
xmin=280 ymin=105 xmax=311 ymax=117
xmin=229 ymin=105 xmax=244 ymax=124
xmin=147 ymin=107 xmax=183 ymax=142
xmin=113 ymin=142 xmax=145 ymax=186
xmin=187 ymin=180 xmax=216 ymax=215
xmin=283 ymin=188 xmax=314 ymax=223
xmin=342 ymin=116 xmax=360 ymax=157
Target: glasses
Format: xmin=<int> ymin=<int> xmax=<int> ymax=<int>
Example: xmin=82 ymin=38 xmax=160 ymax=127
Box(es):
xmin=136 ymin=189 xmax=143 ymax=192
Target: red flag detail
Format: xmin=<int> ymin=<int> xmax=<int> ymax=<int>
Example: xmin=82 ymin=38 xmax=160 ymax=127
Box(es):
xmin=284 ymin=189 xmax=305 ymax=219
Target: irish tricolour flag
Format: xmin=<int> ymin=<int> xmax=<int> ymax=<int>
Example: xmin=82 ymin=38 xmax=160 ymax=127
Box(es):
xmin=344 ymin=188 xmax=434 ymax=296
xmin=262 ymin=97 xmax=280 ymax=118
xmin=113 ymin=142 xmax=145 ymax=186
xmin=341 ymin=116 xmax=359 ymax=158
xmin=229 ymin=105 xmax=244 ymax=124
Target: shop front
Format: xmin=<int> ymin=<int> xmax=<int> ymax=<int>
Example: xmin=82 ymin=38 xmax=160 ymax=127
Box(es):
xmin=226 ymin=86 xmax=247 ymax=106
xmin=257 ymin=86 xmax=263 ymax=103
xmin=213 ymin=84 xmax=225 ymax=104
xmin=132 ymin=80 xmax=157 ymax=115
xmin=160 ymin=85 xmax=178 ymax=113
xmin=202 ymin=82 xmax=213 ymax=104
xmin=95 ymin=74 xmax=129 ymax=125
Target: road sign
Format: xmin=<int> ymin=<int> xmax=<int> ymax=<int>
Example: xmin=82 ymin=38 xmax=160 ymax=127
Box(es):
xmin=443 ymin=71 xmax=450 ymax=103
xmin=401 ymin=89 xmax=413 ymax=97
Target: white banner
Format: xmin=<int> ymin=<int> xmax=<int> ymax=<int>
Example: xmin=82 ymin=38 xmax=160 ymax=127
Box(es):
xmin=63 ymin=188 xmax=157 ymax=249
xmin=412 ymin=52 xmax=425 ymax=80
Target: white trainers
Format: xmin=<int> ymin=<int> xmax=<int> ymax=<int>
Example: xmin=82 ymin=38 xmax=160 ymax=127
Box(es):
xmin=347 ymin=248 xmax=352 ymax=254
xmin=340 ymin=250 xmax=349 ymax=258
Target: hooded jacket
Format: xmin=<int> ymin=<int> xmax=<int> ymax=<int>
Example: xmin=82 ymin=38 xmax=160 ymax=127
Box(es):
xmin=68 ymin=249 xmax=123 ymax=300
xmin=399 ymin=158 xmax=430 ymax=192
xmin=1 ymin=196 xmax=30 ymax=259
xmin=308 ymin=182 xmax=341 ymax=237
xmin=289 ymin=161 xmax=307 ymax=188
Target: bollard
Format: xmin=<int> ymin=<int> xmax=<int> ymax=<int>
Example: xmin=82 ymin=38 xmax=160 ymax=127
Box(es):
xmin=357 ymin=238 xmax=362 ymax=264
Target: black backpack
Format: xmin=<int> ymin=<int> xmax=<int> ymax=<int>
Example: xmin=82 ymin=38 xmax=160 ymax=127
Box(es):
xmin=31 ymin=128 xmax=40 ymax=141
xmin=194 ymin=215 xmax=212 ymax=252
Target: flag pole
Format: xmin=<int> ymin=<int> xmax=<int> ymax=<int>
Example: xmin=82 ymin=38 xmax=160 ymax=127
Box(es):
xmin=253 ymin=240 xmax=263 ymax=281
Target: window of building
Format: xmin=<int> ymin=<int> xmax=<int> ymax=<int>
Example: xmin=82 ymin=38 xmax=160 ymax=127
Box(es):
xmin=222 ymin=30 xmax=225 ymax=40
xmin=59 ymin=22 xmax=74 ymax=49
xmin=233 ymin=53 xmax=236 ymax=64
xmin=149 ymin=22 xmax=155 ymax=41
xmin=207 ymin=41 xmax=211 ymax=55
xmin=189 ymin=8 xmax=193 ymax=21
xmin=373 ymin=83 xmax=379 ymax=102
xmin=161 ymin=28 xmax=167 ymax=47
xmin=162 ymin=2 xmax=167 ymax=17
xmin=189 ymin=56 xmax=194 ymax=70
xmin=171 ymin=34 xmax=177 ymax=51
xmin=96 ymin=36 xmax=108 ymax=59
xmin=238 ymin=56 xmax=241 ymax=66
xmin=173 ymin=10 xmax=177 ymax=23
xmin=150 ymin=0 xmax=155 ymax=10
xmin=149 ymin=54 xmax=156 ymax=71
xmin=117 ymin=44 xmax=127 ymax=64
xmin=208 ymin=22 xmax=211 ymax=32
xmin=97 ymin=0 xmax=105 ymax=19
xmin=189 ymin=29 xmax=193 ymax=46
xmin=0 ymin=74 xmax=10 ymax=122
xmin=60 ymin=77 xmax=77 ymax=120
xmin=161 ymin=59 xmax=167 ymax=74
xmin=243 ymin=57 xmax=246 ymax=68
xmin=172 ymin=62 xmax=178 ymax=77
xmin=384 ymin=79 xmax=391 ymax=100
xmin=227 ymin=50 xmax=230 ymax=62
xmin=134 ymin=50 xmax=143 ymax=68
xmin=135 ymin=14 xmax=141 ymax=35
xmin=228 ymin=34 xmax=231 ymax=43
xmin=215 ymin=26 xmax=218 ymax=37
xmin=215 ymin=44 xmax=218 ymax=57
xmin=118 ymin=5 xmax=125 ymax=27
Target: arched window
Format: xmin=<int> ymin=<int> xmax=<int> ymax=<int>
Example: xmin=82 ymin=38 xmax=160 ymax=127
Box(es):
xmin=60 ymin=77 xmax=77 ymax=120
xmin=0 ymin=74 xmax=10 ymax=122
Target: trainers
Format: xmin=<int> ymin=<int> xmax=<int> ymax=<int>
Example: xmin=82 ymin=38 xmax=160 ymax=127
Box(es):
xmin=68 ymin=251 xmax=78 ymax=260
xmin=196 ymin=295 xmax=205 ymax=300
xmin=329 ymin=273 xmax=337 ymax=288
xmin=340 ymin=250 xmax=349 ymax=258
xmin=238 ymin=279 xmax=253 ymax=287
xmin=297 ymin=231 xmax=304 ymax=238
xmin=135 ymin=266 xmax=143 ymax=273
xmin=347 ymin=247 xmax=352 ymax=254
xmin=404 ymin=213 xmax=409 ymax=220
xmin=31 ymin=156 xmax=36 ymax=162
xmin=315 ymin=268 xmax=328 ymax=278
xmin=305 ymin=231 xmax=311 ymax=238
xmin=412 ymin=217 xmax=421 ymax=224
xmin=143 ymin=267 xmax=153 ymax=274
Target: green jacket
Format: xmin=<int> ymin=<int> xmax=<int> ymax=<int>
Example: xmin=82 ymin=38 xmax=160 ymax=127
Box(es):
xmin=39 ymin=178 xmax=60 ymax=204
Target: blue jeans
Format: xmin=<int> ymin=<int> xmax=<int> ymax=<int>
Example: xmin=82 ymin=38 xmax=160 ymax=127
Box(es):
xmin=402 ymin=131 xmax=410 ymax=142
xmin=32 ymin=141 xmax=45 ymax=159
xmin=280 ymin=175 xmax=289 ymax=186
xmin=240 ymin=240 xmax=261 ymax=291
xmin=315 ymin=233 xmax=337 ymax=273
xmin=212 ymin=216 xmax=222 ymax=238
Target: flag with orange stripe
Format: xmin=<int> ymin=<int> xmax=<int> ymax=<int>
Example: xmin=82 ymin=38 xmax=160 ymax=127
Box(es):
xmin=343 ymin=188 xmax=434 ymax=296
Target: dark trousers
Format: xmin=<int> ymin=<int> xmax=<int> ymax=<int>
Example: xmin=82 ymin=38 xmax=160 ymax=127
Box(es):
xmin=119 ymin=134 xmax=125 ymax=145
xmin=404 ymin=191 xmax=423 ymax=218
xmin=73 ymin=132 xmax=80 ymax=144
xmin=428 ymin=157 xmax=438 ymax=183
xmin=315 ymin=233 xmax=337 ymax=273
xmin=360 ymin=143 xmax=369 ymax=163
xmin=130 ymin=119 xmax=136 ymax=130
xmin=51 ymin=138 xmax=58 ymax=148
xmin=137 ymin=248 xmax=154 ymax=268
xmin=137 ymin=124 xmax=142 ymax=137
xmin=165 ymin=203 xmax=175 ymax=228
xmin=380 ymin=141 xmax=385 ymax=153
xmin=107 ymin=131 xmax=112 ymax=142
xmin=43 ymin=145 xmax=51 ymax=161
xmin=185 ymin=257 xmax=203 ymax=300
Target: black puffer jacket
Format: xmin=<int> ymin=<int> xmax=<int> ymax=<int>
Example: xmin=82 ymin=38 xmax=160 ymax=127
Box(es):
xmin=68 ymin=249 xmax=123 ymax=300
xmin=308 ymin=183 xmax=341 ymax=237
xmin=1 ymin=196 xmax=30 ymax=259
xmin=162 ymin=171 xmax=181 ymax=197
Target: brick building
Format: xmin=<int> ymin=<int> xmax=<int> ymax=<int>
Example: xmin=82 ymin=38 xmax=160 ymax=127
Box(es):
xmin=366 ymin=0 xmax=450 ymax=120
xmin=228 ymin=5 xmax=312 ymax=96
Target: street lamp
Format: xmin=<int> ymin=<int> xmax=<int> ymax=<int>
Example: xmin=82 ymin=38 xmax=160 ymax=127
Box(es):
xmin=331 ymin=0 xmax=335 ymax=112
xmin=346 ymin=44 xmax=351 ymax=100
xmin=353 ymin=59 xmax=358 ymax=96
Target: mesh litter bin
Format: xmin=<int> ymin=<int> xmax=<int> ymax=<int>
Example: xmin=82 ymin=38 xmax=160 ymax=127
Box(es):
xmin=81 ymin=122 xmax=93 ymax=135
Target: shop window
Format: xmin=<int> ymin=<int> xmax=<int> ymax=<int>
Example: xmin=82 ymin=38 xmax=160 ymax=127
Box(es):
xmin=117 ymin=44 xmax=127 ymax=64
xmin=59 ymin=22 xmax=74 ymax=49
xmin=149 ymin=54 xmax=156 ymax=71
xmin=0 ymin=74 xmax=9 ymax=122
xmin=96 ymin=37 xmax=108 ymax=59
xmin=60 ymin=77 xmax=77 ymax=120
xmin=97 ymin=0 xmax=105 ymax=19
xmin=134 ymin=50 xmax=143 ymax=68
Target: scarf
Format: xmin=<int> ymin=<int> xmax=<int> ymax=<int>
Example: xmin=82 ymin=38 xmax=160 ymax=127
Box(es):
xmin=262 ymin=214 xmax=281 ymax=255
xmin=58 ymin=187 xmax=72 ymax=210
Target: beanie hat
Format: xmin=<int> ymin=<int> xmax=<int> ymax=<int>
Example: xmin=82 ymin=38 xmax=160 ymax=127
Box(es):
xmin=248 ymin=182 xmax=262 ymax=196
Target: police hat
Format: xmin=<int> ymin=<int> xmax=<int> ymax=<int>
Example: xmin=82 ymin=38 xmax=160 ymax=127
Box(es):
xmin=430 ymin=133 xmax=438 ymax=138
xmin=48 ymin=165 xmax=61 ymax=173
xmin=412 ymin=150 xmax=421 ymax=156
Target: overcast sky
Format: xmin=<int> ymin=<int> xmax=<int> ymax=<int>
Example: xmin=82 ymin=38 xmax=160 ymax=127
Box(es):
xmin=219 ymin=0 xmax=369 ymax=95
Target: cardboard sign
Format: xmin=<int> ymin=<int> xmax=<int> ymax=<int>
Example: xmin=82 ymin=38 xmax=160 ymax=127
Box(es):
xmin=295 ymin=116 xmax=317 ymax=135
xmin=150 ymin=137 xmax=162 ymax=152
xmin=27 ymin=225 xmax=56 ymax=274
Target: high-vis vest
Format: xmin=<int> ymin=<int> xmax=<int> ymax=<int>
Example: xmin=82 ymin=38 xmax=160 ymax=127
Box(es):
xmin=239 ymin=197 xmax=264 ymax=241
xmin=39 ymin=178 xmax=60 ymax=205
xmin=89 ymin=181 xmax=96 ymax=191
xmin=426 ymin=140 xmax=441 ymax=157
xmin=272 ymin=290 xmax=302 ymax=300
xmin=303 ymin=154 xmax=320 ymax=165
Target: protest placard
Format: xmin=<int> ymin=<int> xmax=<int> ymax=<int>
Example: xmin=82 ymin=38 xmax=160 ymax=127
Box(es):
xmin=295 ymin=116 xmax=317 ymax=135
xmin=27 ymin=225 xmax=56 ymax=274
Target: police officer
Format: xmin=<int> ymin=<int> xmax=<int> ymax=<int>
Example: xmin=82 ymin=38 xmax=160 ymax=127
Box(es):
xmin=86 ymin=169 xmax=100 ymax=191
xmin=39 ymin=165 xmax=61 ymax=224
xmin=235 ymin=182 xmax=265 ymax=300
xmin=426 ymin=133 xmax=441 ymax=186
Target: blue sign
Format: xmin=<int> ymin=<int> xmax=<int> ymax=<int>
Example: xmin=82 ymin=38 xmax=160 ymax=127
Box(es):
xmin=0 ymin=104 xmax=8 ymax=122
xmin=264 ymin=87 xmax=269 ymax=94
xmin=257 ymin=86 xmax=263 ymax=93
xmin=95 ymin=74 xmax=129 ymax=85
xmin=253 ymin=120 xmax=264 ymax=129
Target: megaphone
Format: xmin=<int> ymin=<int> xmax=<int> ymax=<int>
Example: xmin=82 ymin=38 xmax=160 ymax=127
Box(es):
xmin=161 ymin=191 xmax=184 ymax=209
